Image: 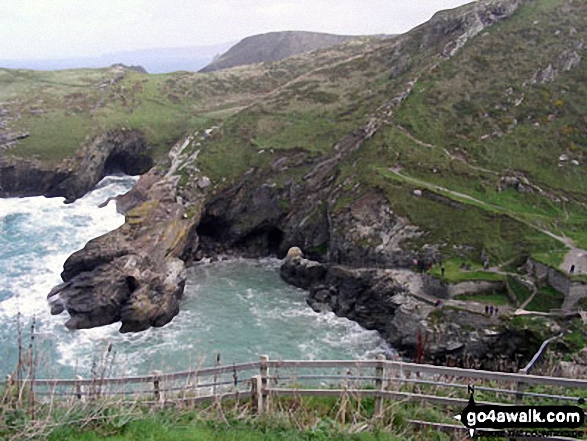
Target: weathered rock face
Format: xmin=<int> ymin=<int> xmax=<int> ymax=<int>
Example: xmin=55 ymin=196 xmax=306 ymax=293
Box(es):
xmin=0 ymin=156 xmax=70 ymax=198
xmin=328 ymin=191 xmax=423 ymax=266
xmin=48 ymin=129 xmax=154 ymax=202
xmin=0 ymin=129 xmax=153 ymax=202
xmin=47 ymin=169 xmax=199 ymax=333
xmin=280 ymin=256 xmax=546 ymax=369
xmin=191 ymin=158 xmax=425 ymax=266
xmin=413 ymin=0 xmax=522 ymax=56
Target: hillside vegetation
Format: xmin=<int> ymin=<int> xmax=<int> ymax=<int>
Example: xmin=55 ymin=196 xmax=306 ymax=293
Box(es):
xmin=1 ymin=0 xmax=586 ymax=270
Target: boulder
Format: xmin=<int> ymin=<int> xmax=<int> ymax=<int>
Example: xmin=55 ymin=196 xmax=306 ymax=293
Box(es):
xmin=280 ymin=257 xmax=327 ymax=290
xmin=285 ymin=246 xmax=304 ymax=260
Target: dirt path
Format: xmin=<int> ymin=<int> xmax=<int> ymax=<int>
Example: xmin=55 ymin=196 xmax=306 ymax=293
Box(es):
xmin=386 ymin=167 xmax=587 ymax=278
xmin=394 ymin=125 xmax=498 ymax=175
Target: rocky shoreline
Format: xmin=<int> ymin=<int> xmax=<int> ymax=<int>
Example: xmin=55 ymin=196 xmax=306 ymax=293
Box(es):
xmin=0 ymin=127 xmax=574 ymax=370
xmin=279 ymin=253 xmax=560 ymax=370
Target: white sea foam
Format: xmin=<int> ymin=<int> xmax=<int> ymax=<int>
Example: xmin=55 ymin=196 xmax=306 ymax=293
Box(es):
xmin=1 ymin=182 xmax=394 ymax=377
xmin=0 ymin=175 xmax=138 ymax=377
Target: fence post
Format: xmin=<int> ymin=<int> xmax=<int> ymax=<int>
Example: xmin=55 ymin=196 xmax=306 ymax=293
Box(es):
xmin=515 ymin=368 xmax=527 ymax=405
xmin=374 ymin=354 xmax=386 ymax=417
xmin=75 ymin=375 xmax=85 ymax=402
xmin=153 ymin=370 xmax=162 ymax=404
xmin=251 ymin=375 xmax=263 ymax=414
xmin=260 ymin=355 xmax=269 ymax=413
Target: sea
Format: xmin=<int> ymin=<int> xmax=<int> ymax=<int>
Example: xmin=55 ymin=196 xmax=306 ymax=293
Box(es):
xmin=0 ymin=175 xmax=392 ymax=379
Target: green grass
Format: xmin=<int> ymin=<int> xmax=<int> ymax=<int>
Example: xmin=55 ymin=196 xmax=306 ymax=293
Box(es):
xmin=531 ymin=250 xmax=567 ymax=269
xmin=12 ymin=112 xmax=95 ymax=162
xmin=429 ymin=259 xmax=504 ymax=283
xmin=2 ymin=396 xmax=454 ymax=441
xmin=454 ymin=291 xmax=512 ymax=306
xmin=525 ymin=285 xmax=565 ymax=312
xmin=506 ymin=275 xmax=532 ymax=305
xmin=47 ymin=419 xmax=417 ymax=441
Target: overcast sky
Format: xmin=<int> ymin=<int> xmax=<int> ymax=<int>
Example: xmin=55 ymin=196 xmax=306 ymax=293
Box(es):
xmin=1 ymin=0 xmax=474 ymax=60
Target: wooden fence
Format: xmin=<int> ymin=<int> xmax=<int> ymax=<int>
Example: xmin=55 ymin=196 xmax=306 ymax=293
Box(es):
xmin=5 ymin=355 xmax=587 ymax=439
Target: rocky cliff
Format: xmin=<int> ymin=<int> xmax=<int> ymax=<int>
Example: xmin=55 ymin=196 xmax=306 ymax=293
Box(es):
xmin=48 ymin=169 xmax=199 ymax=332
xmin=0 ymin=129 xmax=153 ymax=202
xmin=280 ymin=256 xmax=555 ymax=368
xmin=0 ymin=0 xmax=583 ymax=347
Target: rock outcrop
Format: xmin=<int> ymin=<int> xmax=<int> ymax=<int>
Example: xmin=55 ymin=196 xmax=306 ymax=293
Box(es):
xmin=280 ymin=255 xmax=548 ymax=368
xmin=0 ymin=129 xmax=153 ymax=202
xmin=48 ymin=169 xmax=199 ymax=332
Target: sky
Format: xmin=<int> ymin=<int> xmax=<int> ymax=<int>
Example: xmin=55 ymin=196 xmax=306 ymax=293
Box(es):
xmin=0 ymin=0 xmax=474 ymax=60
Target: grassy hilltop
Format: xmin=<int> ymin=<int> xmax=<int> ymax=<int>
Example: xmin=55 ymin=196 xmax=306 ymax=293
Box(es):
xmin=1 ymin=0 xmax=587 ymax=269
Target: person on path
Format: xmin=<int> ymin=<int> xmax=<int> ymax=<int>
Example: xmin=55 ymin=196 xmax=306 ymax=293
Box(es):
xmin=570 ymin=264 xmax=575 ymax=274
xmin=489 ymin=305 xmax=494 ymax=316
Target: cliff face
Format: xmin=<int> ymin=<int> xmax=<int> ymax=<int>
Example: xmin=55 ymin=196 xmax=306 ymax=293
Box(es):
xmin=48 ymin=169 xmax=199 ymax=332
xmin=0 ymin=129 xmax=153 ymax=202
xmin=280 ymin=256 xmax=551 ymax=368
xmin=0 ymin=0 xmax=581 ymax=340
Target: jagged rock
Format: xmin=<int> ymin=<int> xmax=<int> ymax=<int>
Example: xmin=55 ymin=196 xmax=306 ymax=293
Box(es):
xmin=280 ymin=257 xmax=327 ymax=290
xmin=499 ymin=176 xmax=520 ymax=191
xmin=532 ymin=64 xmax=556 ymax=84
xmin=558 ymin=50 xmax=581 ymax=72
xmin=47 ymin=169 xmax=199 ymax=333
xmin=279 ymin=256 xmax=548 ymax=366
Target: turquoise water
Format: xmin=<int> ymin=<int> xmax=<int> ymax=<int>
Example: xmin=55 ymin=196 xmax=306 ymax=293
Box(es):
xmin=0 ymin=177 xmax=391 ymax=379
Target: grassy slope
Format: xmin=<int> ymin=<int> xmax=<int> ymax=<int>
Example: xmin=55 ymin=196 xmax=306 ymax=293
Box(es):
xmin=324 ymin=0 xmax=587 ymax=265
xmin=2 ymin=0 xmax=587 ymax=270
xmin=391 ymin=0 xmax=587 ymax=249
xmin=0 ymin=37 xmax=384 ymax=164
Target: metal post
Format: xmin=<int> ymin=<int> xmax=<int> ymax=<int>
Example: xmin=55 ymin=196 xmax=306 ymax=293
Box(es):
xmin=374 ymin=354 xmax=386 ymax=417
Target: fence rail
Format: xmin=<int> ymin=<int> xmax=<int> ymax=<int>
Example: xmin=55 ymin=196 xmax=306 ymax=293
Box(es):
xmin=5 ymin=355 xmax=586 ymax=438
xmin=12 ymin=359 xmax=586 ymax=390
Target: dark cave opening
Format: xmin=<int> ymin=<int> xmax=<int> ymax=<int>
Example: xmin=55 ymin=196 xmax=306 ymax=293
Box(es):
xmin=196 ymin=214 xmax=231 ymax=242
xmin=125 ymin=276 xmax=138 ymax=292
xmin=235 ymin=226 xmax=285 ymax=258
xmin=104 ymin=152 xmax=153 ymax=176
xmin=196 ymin=214 xmax=286 ymax=258
xmin=266 ymin=227 xmax=284 ymax=256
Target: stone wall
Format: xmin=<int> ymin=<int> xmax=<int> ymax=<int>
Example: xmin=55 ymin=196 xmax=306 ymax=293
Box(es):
xmin=563 ymin=283 xmax=587 ymax=310
xmin=526 ymin=259 xmax=587 ymax=310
